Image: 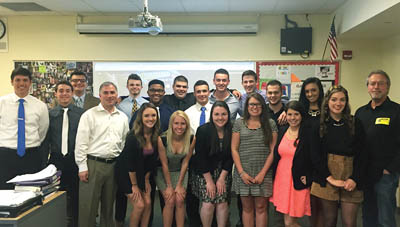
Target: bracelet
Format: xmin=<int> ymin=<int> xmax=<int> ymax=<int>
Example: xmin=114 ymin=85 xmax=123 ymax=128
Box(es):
xmin=167 ymin=183 xmax=172 ymax=187
xmin=239 ymin=171 xmax=245 ymax=177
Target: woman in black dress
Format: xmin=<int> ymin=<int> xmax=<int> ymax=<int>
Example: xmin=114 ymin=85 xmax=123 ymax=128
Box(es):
xmin=298 ymin=77 xmax=325 ymax=227
xmin=192 ymin=101 xmax=233 ymax=227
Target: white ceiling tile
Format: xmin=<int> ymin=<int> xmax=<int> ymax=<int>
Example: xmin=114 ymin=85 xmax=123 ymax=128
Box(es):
xmin=83 ymin=0 xmax=141 ymax=12
xmin=228 ymin=0 xmax=278 ymax=13
xmin=181 ymin=0 xmax=230 ymax=13
xmin=33 ymin=0 xmax=98 ymax=12
xmin=275 ymin=0 xmax=325 ymax=13
xmin=0 ymin=0 xmax=350 ymax=15
xmin=148 ymin=0 xmax=185 ymax=13
xmin=321 ymin=0 xmax=348 ymax=13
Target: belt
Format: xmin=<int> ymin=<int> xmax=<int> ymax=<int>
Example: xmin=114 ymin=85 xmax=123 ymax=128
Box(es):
xmin=87 ymin=154 xmax=116 ymax=164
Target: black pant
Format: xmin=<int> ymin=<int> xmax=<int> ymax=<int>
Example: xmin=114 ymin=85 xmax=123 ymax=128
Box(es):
xmin=0 ymin=147 xmax=41 ymax=189
xmin=186 ymin=170 xmax=202 ymax=227
xmin=115 ymin=188 xmax=128 ymax=222
xmin=49 ymin=152 xmax=79 ymax=227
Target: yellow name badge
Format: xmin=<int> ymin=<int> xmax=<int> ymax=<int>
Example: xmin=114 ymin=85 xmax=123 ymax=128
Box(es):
xmin=375 ymin=117 xmax=390 ymax=125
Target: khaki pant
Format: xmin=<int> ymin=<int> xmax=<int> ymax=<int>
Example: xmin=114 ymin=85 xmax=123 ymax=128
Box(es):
xmin=79 ymin=159 xmax=117 ymax=227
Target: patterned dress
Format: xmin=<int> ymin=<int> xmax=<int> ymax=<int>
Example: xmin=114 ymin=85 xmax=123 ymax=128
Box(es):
xmin=232 ymin=118 xmax=277 ymax=197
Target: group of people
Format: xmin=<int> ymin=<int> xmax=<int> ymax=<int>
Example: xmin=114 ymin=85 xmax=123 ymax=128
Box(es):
xmin=0 ymin=67 xmax=399 ymax=227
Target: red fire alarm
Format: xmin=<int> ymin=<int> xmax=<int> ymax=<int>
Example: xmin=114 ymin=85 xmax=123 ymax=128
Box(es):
xmin=343 ymin=50 xmax=352 ymax=60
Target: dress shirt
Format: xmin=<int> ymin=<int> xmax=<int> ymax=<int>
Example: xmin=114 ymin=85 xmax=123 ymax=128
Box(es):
xmin=185 ymin=102 xmax=213 ymax=134
xmin=117 ymin=95 xmax=148 ymax=123
xmin=209 ymin=91 xmax=240 ymax=121
xmin=163 ymin=93 xmax=196 ymax=111
xmin=239 ymin=90 xmax=267 ymax=116
xmin=75 ymin=104 xmax=129 ymax=172
xmin=0 ymin=93 xmax=49 ymax=149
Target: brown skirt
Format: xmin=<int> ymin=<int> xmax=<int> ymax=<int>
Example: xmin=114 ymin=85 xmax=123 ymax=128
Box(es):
xmin=311 ymin=153 xmax=363 ymax=203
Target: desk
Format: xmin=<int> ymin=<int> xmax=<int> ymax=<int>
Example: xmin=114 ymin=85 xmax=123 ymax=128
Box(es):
xmin=0 ymin=191 xmax=66 ymax=227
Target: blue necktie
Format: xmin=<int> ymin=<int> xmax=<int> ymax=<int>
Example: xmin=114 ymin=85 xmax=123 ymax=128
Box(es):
xmin=199 ymin=107 xmax=206 ymax=126
xmin=17 ymin=99 xmax=26 ymax=157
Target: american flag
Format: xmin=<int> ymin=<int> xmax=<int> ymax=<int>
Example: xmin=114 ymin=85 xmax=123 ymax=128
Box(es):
xmin=328 ymin=17 xmax=338 ymax=61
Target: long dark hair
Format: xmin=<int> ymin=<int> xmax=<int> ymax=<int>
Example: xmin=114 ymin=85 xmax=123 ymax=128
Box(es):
xmin=285 ymin=101 xmax=306 ymax=147
xmin=319 ymin=85 xmax=354 ymax=137
xmin=133 ymin=103 xmax=160 ymax=148
xmin=209 ymin=101 xmax=232 ymax=156
xmin=299 ymin=77 xmax=324 ymax=111
xmin=243 ymin=92 xmax=272 ymax=145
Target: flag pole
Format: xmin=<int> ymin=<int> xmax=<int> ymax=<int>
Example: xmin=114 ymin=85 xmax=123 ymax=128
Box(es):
xmin=321 ymin=39 xmax=329 ymax=61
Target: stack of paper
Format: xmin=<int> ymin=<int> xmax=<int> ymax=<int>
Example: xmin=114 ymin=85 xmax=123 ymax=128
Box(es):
xmin=7 ymin=165 xmax=61 ymax=196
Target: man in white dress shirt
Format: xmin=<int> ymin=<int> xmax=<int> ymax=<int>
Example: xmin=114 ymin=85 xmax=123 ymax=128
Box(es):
xmin=184 ymin=80 xmax=212 ymax=227
xmin=0 ymin=68 xmax=49 ymax=189
xmin=185 ymin=80 xmax=212 ymax=133
xmin=75 ymin=81 xmax=129 ymax=227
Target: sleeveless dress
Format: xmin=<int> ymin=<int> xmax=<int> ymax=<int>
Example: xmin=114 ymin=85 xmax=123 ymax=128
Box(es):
xmin=155 ymin=142 xmax=188 ymax=191
xmin=232 ymin=118 xmax=277 ymax=197
xmin=270 ymin=134 xmax=311 ymax=217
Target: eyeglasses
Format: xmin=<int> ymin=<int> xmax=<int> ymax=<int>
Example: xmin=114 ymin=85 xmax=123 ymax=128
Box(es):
xmin=248 ymin=103 xmax=262 ymax=108
xmin=149 ymin=88 xmax=164 ymax=93
xmin=70 ymin=79 xmax=86 ymax=83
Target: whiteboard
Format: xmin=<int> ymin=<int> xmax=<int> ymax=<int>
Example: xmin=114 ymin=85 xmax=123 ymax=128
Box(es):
xmin=93 ymin=61 xmax=255 ymax=97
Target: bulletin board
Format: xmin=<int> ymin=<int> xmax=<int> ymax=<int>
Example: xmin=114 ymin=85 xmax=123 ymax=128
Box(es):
xmin=14 ymin=61 xmax=93 ymax=108
xmin=256 ymin=61 xmax=339 ymax=101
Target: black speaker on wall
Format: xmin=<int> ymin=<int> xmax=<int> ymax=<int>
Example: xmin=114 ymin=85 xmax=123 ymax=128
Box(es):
xmin=280 ymin=27 xmax=312 ymax=54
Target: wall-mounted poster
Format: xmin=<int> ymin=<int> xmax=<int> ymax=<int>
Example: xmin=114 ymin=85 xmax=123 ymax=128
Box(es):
xmin=14 ymin=61 xmax=93 ymax=108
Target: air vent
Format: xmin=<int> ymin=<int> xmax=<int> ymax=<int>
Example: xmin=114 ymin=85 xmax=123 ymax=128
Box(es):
xmin=0 ymin=2 xmax=50 ymax=11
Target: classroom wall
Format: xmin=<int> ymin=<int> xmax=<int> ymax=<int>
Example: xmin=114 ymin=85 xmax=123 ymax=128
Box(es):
xmin=0 ymin=14 xmax=396 ymax=110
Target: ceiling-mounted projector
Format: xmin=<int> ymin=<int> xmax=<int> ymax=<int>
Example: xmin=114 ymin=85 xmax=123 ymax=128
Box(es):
xmin=128 ymin=0 xmax=162 ymax=35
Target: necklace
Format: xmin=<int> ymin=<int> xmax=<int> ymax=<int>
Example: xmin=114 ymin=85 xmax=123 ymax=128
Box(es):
xmin=308 ymin=109 xmax=320 ymax=117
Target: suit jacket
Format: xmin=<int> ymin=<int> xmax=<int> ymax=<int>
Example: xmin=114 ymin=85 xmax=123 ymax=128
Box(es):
xmin=272 ymin=124 xmax=313 ymax=190
xmin=83 ymin=94 xmax=100 ymax=111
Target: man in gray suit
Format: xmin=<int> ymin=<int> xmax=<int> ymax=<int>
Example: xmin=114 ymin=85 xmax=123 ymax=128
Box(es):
xmin=70 ymin=71 xmax=99 ymax=111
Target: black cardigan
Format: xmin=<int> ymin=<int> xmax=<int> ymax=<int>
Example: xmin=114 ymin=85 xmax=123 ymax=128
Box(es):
xmin=192 ymin=123 xmax=233 ymax=174
xmin=272 ymin=124 xmax=314 ymax=190
xmin=310 ymin=117 xmax=366 ymax=188
xmin=115 ymin=132 xmax=159 ymax=193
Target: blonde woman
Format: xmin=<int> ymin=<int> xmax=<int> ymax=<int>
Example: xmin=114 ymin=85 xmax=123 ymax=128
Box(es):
xmin=155 ymin=111 xmax=195 ymax=227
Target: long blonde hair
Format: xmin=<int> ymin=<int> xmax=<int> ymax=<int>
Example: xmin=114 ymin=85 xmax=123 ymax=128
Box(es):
xmin=166 ymin=111 xmax=191 ymax=154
